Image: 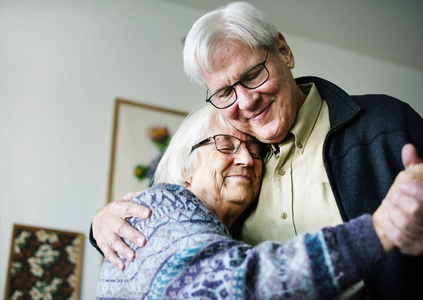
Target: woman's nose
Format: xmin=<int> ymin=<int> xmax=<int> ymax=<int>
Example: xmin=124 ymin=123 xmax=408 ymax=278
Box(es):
xmin=233 ymin=143 xmax=254 ymax=166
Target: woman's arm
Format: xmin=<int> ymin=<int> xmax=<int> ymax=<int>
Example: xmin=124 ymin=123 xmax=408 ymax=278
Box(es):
xmin=176 ymin=215 xmax=382 ymax=299
xmin=97 ymin=183 xmax=423 ymax=299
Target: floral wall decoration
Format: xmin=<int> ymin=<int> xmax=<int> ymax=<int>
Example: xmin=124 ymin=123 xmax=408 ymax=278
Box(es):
xmin=134 ymin=126 xmax=171 ymax=186
xmin=4 ymin=224 xmax=83 ymax=300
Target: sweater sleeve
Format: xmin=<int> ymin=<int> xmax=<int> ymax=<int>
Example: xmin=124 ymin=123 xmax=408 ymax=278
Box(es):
xmin=166 ymin=215 xmax=385 ymax=299
xmin=89 ymin=223 xmax=104 ymax=257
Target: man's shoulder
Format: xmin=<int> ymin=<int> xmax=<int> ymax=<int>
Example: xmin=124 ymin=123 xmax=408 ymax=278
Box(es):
xmin=297 ymin=76 xmax=415 ymax=121
xmin=352 ymin=93 xmax=405 ymax=106
xmin=350 ymin=94 xmax=418 ymax=128
xmin=296 ymin=76 xmax=408 ymax=110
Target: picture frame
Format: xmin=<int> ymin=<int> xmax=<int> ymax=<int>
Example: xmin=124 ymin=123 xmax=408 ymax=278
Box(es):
xmin=4 ymin=224 xmax=83 ymax=300
xmin=106 ymin=98 xmax=187 ymax=204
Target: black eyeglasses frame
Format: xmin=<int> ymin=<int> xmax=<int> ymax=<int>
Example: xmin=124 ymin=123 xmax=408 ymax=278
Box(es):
xmin=205 ymin=47 xmax=270 ymax=109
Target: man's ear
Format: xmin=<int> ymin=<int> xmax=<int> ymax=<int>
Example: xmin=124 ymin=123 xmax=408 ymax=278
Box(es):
xmin=274 ymin=31 xmax=295 ymax=69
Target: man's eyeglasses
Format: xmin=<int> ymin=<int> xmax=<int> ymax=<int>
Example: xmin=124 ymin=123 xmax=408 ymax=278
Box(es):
xmin=190 ymin=134 xmax=264 ymax=159
xmin=206 ymin=47 xmax=270 ymax=109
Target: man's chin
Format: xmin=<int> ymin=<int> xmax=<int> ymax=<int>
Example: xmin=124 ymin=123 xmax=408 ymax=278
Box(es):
xmin=254 ymin=125 xmax=288 ymax=144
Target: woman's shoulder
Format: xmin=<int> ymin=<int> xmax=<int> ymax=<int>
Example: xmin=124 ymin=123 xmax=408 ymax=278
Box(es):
xmin=133 ymin=183 xmax=201 ymax=210
xmin=129 ymin=183 xmax=230 ymax=239
xmin=132 ymin=183 xmax=219 ymax=216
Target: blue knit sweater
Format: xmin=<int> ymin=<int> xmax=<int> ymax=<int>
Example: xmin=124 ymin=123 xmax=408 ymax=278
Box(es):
xmin=96 ymin=184 xmax=385 ymax=300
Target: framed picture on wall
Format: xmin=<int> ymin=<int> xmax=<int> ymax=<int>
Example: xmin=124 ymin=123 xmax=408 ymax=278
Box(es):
xmin=4 ymin=224 xmax=83 ymax=300
xmin=107 ymin=98 xmax=187 ymax=203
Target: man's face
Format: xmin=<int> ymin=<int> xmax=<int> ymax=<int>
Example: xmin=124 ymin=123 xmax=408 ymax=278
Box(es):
xmin=201 ymin=34 xmax=305 ymax=144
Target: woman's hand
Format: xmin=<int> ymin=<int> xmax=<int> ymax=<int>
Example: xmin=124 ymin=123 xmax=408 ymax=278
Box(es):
xmin=93 ymin=191 xmax=151 ymax=270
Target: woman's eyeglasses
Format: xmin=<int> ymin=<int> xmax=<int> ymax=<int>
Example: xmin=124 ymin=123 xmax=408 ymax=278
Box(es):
xmin=190 ymin=134 xmax=264 ymax=159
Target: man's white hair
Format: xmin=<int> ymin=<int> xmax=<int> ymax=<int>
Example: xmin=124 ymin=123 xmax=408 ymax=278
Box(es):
xmin=183 ymin=1 xmax=277 ymax=86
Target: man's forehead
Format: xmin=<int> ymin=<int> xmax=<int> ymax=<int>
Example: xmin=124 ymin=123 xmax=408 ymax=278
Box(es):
xmin=208 ymin=42 xmax=253 ymax=69
xmin=204 ymin=44 xmax=261 ymax=90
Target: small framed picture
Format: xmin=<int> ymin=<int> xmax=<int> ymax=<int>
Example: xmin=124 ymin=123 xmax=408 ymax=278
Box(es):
xmin=4 ymin=224 xmax=83 ymax=300
xmin=106 ymin=98 xmax=187 ymax=203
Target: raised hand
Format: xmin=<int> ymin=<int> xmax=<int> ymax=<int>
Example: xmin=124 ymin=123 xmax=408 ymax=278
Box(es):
xmin=380 ymin=144 xmax=423 ymax=256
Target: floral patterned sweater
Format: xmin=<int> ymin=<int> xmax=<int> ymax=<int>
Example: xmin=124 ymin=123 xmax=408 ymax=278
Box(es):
xmin=96 ymin=183 xmax=385 ymax=299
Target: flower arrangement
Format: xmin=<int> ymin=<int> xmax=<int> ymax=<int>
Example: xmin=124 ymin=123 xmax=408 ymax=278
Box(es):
xmin=134 ymin=126 xmax=171 ymax=186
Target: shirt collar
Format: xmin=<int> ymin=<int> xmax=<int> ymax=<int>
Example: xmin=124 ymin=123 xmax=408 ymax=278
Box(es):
xmin=272 ymin=83 xmax=323 ymax=155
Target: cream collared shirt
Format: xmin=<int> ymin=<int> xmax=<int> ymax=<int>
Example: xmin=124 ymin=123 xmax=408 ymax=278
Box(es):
xmin=241 ymin=83 xmax=365 ymax=299
xmin=242 ymin=83 xmax=343 ymax=244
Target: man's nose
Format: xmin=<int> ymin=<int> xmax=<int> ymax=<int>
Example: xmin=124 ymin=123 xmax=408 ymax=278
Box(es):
xmin=235 ymin=85 xmax=259 ymax=111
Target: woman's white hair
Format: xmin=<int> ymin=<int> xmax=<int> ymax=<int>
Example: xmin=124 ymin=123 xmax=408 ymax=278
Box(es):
xmin=154 ymin=105 xmax=234 ymax=186
xmin=183 ymin=1 xmax=277 ymax=86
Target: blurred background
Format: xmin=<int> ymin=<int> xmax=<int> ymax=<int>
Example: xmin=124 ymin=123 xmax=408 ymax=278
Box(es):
xmin=1 ymin=0 xmax=422 ymax=298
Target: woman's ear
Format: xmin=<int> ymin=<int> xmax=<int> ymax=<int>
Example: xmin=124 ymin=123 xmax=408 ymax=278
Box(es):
xmin=183 ymin=172 xmax=192 ymax=187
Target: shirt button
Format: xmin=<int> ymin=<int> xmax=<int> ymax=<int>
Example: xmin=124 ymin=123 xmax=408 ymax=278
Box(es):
xmin=281 ymin=212 xmax=288 ymax=219
xmin=278 ymin=169 xmax=286 ymax=175
xmin=298 ymin=143 xmax=303 ymax=149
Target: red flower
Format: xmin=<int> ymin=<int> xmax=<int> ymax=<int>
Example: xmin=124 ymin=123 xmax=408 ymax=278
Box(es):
xmin=148 ymin=126 xmax=169 ymax=142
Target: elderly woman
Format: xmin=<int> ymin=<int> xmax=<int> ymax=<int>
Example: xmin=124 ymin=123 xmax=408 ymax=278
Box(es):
xmin=96 ymin=105 xmax=407 ymax=299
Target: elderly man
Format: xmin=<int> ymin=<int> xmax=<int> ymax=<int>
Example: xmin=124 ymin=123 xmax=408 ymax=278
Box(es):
xmin=92 ymin=2 xmax=423 ymax=299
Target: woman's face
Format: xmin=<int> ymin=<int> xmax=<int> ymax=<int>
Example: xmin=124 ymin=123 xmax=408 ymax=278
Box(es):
xmin=185 ymin=122 xmax=263 ymax=227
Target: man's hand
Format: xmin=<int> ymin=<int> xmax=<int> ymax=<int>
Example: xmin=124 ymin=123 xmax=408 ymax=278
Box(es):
xmin=381 ymin=181 xmax=423 ymax=256
xmin=93 ymin=191 xmax=151 ymax=270
xmin=385 ymin=144 xmax=422 ymax=199
xmin=380 ymin=144 xmax=423 ymax=256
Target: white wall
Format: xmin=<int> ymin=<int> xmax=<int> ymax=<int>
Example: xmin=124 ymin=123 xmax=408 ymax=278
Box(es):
xmin=0 ymin=0 xmax=204 ymax=299
xmin=288 ymin=34 xmax=423 ymax=115
xmin=0 ymin=0 xmax=421 ymax=299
